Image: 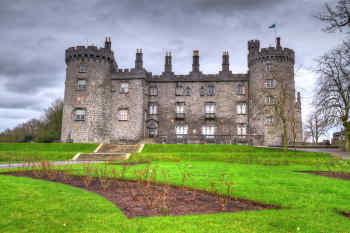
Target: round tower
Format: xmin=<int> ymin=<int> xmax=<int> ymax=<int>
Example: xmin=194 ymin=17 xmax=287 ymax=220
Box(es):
xmin=61 ymin=37 xmax=117 ymax=143
xmin=248 ymin=37 xmax=296 ymax=146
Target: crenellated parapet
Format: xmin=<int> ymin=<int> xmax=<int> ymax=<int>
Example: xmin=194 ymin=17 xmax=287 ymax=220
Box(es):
xmin=65 ymin=45 xmax=115 ymax=64
xmin=248 ymin=37 xmax=295 ymax=67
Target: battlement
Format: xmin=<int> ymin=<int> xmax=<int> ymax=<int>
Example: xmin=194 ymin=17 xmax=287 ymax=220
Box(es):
xmin=65 ymin=45 xmax=115 ymax=64
xmin=248 ymin=38 xmax=295 ymax=67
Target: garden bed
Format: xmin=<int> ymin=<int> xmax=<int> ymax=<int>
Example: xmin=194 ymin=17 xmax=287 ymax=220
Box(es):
xmin=301 ymin=171 xmax=350 ymax=181
xmin=4 ymin=170 xmax=281 ymax=218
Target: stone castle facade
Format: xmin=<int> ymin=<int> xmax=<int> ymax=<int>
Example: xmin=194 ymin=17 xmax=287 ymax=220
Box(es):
xmin=61 ymin=37 xmax=302 ymax=145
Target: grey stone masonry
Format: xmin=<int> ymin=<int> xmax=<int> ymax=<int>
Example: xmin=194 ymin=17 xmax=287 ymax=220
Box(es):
xmin=61 ymin=37 xmax=302 ymax=146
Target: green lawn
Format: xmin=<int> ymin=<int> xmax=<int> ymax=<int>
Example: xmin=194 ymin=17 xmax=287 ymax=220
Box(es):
xmin=1 ymin=144 xmax=350 ymax=233
xmin=0 ymin=143 xmax=98 ymax=162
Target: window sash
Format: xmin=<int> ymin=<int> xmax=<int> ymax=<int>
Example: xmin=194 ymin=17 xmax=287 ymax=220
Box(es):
xmin=208 ymin=86 xmax=215 ymax=96
xmin=202 ymin=126 xmax=215 ymax=135
xmin=79 ymin=64 xmax=86 ymax=73
xmin=265 ymin=96 xmax=275 ymax=104
xmin=205 ymin=104 xmax=215 ymax=113
xmin=237 ymin=103 xmax=247 ymax=114
xmin=120 ymin=83 xmax=129 ymax=93
xmin=119 ymin=110 xmax=128 ymax=121
xmin=149 ymin=104 xmax=158 ymax=114
xmin=75 ymin=110 xmax=85 ymax=120
xmin=149 ymin=87 xmax=158 ymax=96
xmin=237 ymin=125 xmax=247 ymax=135
xmin=176 ymin=103 xmax=184 ymax=113
xmin=77 ymin=80 xmax=86 ymax=90
xmin=176 ymin=125 xmax=188 ymax=135
xmin=265 ymin=79 xmax=275 ymax=88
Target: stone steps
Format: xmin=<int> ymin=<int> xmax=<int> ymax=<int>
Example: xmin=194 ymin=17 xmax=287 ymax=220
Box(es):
xmin=76 ymin=153 xmax=128 ymax=161
xmin=74 ymin=143 xmax=143 ymax=161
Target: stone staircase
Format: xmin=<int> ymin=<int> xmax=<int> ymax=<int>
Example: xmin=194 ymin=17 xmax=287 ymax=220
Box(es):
xmin=73 ymin=144 xmax=143 ymax=161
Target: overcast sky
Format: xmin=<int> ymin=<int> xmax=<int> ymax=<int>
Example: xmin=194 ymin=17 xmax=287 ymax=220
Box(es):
xmin=0 ymin=0 xmax=345 ymax=137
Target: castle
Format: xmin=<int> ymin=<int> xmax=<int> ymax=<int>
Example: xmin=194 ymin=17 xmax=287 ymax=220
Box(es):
xmin=61 ymin=37 xmax=302 ymax=146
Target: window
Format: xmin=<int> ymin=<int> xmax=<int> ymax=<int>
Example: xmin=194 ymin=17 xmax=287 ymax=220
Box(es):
xmin=176 ymin=102 xmax=184 ymax=113
xmin=236 ymin=84 xmax=246 ymax=95
xmin=75 ymin=109 xmax=86 ymax=121
xmin=265 ymin=116 xmax=273 ymax=126
xmin=120 ymin=82 xmax=129 ymax=94
xmin=77 ymin=79 xmax=87 ymax=91
xmin=237 ymin=124 xmax=247 ymax=136
xmin=79 ymin=64 xmax=87 ymax=73
xmin=200 ymin=86 xmax=205 ymax=96
xmin=119 ymin=109 xmax=128 ymax=121
xmin=236 ymin=103 xmax=247 ymax=114
xmin=202 ymin=126 xmax=215 ymax=139
xmin=176 ymin=125 xmax=188 ymax=138
xmin=265 ymin=63 xmax=272 ymax=72
xmin=175 ymin=82 xmax=183 ymax=96
xmin=149 ymin=103 xmax=158 ymax=115
xmin=205 ymin=103 xmax=216 ymax=113
xmin=265 ymin=96 xmax=275 ymax=104
xmin=185 ymin=87 xmax=191 ymax=96
xmin=208 ymin=85 xmax=215 ymax=96
xmin=264 ymin=79 xmax=275 ymax=88
xmin=149 ymin=86 xmax=158 ymax=96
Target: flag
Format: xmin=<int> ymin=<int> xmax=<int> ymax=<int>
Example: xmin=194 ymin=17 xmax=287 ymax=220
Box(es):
xmin=269 ymin=24 xmax=276 ymax=29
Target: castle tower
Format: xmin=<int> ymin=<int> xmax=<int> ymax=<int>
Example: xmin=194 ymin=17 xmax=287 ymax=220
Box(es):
xmin=61 ymin=37 xmax=116 ymax=143
xmin=248 ymin=37 xmax=298 ymax=146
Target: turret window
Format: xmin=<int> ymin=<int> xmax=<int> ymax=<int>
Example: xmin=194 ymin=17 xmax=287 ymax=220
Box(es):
xmin=236 ymin=103 xmax=247 ymax=115
xmin=74 ymin=109 xmax=86 ymax=121
xmin=120 ymin=82 xmax=129 ymax=94
xmin=77 ymin=79 xmax=87 ymax=91
xmin=79 ymin=64 xmax=87 ymax=73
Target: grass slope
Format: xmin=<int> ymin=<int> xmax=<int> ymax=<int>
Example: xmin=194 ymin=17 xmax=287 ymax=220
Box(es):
xmin=0 ymin=143 xmax=98 ymax=162
xmin=1 ymin=144 xmax=349 ymax=232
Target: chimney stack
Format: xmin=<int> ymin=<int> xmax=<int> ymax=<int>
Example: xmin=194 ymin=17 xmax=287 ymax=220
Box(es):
xmin=164 ymin=51 xmax=172 ymax=73
xmin=222 ymin=51 xmax=229 ymax=72
xmin=276 ymin=37 xmax=281 ymax=49
xmin=192 ymin=50 xmax=199 ymax=72
xmin=135 ymin=48 xmax=143 ymax=69
xmin=105 ymin=37 xmax=111 ymax=49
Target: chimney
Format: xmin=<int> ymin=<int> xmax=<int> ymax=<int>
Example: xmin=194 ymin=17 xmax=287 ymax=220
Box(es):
xmin=105 ymin=37 xmax=111 ymax=49
xmin=222 ymin=51 xmax=229 ymax=72
xmin=135 ymin=48 xmax=143 ymax=69
xmin=164 ymin=51 xmax=172 ymax=73
xmin=276 ymin=37 xmax=281 ymax=49
xmin=192 ymin=50 xmax=199 ymax=72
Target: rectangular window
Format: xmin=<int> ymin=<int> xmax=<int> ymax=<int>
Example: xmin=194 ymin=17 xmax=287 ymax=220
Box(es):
xmin=237 ymin=125 xmax=247 ymax=136
xmin=236 ymin=103 xmax=247 ymax=114
xmin=205 ymin=103 xmax=215 ymax=113
xmin=200 ymin=86 xmax=205 ymax=96
xmin=176 ymin=125 xmax=188 ymax=138
xmin=265 ymin=96 xmax=275 ymax=104
xmin=176 ymin=102 xmax=184 ymax=113
xmin=119 ymin=109 xmax=128 ymax=121
xmin=175 ymin=83 xmax=183 ymax=96
xmin=237 ymin=85 xmax=246 ymax=95
xmin=79 ymin=64 xmax=87 ymax=73
xmin=265 ymin=116 xmax=273 ymax=126
xmin=265 ymin=63 xmax=272 ymax=72
xmin=149 ymin=86 xmax=158 ymax=96
xmin=149 ymin=103 xmax=158 ymax=115
xmin=75 ymin=109 xmax=86 ymax=121
xmin=264 ymin=79 xmax=275 ymax=88
xmin=202 ymin=126 xmax=215 ymax=139
xmin=208 ymin=85 xmax=215 ymax=96
xmin=120 ymin=83 xmax=129 ymax=94
xmin=77 ymin=79 xmax=87 ymax=91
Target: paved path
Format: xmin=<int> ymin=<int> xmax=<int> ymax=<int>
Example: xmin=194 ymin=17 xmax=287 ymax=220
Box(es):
xmin=292 ymin=148 xmax=350 ymax=160
xmin=0 ymin=161 xmax=103 ymax=170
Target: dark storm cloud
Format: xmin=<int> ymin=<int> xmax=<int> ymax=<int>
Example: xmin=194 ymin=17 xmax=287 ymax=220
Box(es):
xmin=0 ymin=0 xmax=344 ymax=131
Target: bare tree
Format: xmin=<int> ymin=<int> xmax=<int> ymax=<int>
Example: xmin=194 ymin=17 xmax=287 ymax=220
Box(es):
xmin=316 ymin=0 xmax=350 ymax=33
xmin=315 ymin=41 xmax=350 ymax=151
xmin=304 ymin=110 xmax=329 ymax=144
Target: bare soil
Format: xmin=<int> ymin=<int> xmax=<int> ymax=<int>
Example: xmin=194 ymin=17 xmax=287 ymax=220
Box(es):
xmin=301 ymin=171 xmax=350 ymax=181
xmin=4 ymin=171 xmax=281 ymax=218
